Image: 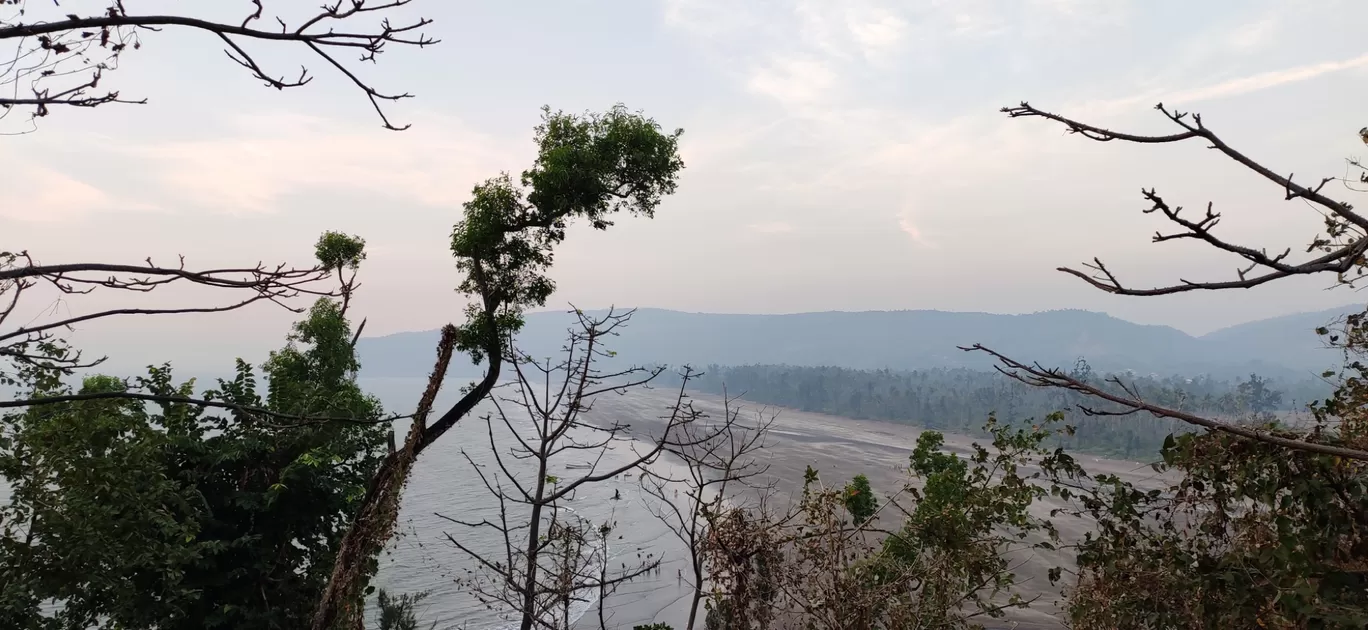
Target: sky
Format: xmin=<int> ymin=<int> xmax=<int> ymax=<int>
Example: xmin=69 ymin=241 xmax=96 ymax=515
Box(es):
xmin=4 ymin=0 xmax=1368 ymax=372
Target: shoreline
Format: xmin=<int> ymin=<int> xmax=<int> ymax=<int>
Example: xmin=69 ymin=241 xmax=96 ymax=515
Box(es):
xmin=586 ymin=386 xmax=1176 ymax=629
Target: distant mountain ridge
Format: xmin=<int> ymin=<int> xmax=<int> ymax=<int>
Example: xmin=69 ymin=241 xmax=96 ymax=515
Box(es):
xmin=356 ymin=305 xmax=1364 ymax=380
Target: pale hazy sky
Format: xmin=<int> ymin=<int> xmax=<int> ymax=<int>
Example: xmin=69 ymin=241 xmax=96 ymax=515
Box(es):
xmin=4 ymin=0 xmax=1368 ymax=372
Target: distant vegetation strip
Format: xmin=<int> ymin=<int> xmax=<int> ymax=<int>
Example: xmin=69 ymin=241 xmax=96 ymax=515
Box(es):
xmin=671 ymin=363 xmax=1330 ymax=460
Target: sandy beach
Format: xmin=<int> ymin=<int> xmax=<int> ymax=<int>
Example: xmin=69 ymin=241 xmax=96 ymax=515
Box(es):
xmin=579 ymin=386 xmax=1177 ymax=629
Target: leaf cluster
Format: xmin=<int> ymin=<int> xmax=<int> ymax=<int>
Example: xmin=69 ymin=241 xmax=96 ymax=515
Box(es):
xmin=448 ymin=105 xmax=683 ymax=364
xmin=0 ymin=294 xmax=386 ymax=628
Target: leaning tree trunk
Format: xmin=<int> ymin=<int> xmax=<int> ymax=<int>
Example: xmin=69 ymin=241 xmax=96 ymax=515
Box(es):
xmin=311 ymin=326 xmax=503 ymax=630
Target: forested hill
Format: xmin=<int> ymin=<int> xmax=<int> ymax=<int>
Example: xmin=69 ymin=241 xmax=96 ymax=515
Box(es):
xmin=356 ymin=305 xmax=1360 ymax=379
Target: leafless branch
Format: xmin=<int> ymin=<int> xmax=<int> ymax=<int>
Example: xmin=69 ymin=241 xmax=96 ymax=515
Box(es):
xmin=438 ymin=307 xmax=723 ymax=630
xmin=0 ymin=0 xmax=436 ymax=130
xmin=0 ymin=250 xmax=351 ymax=387
xmin=639 ymin=385 xmax=777 ymax=629
xmin=1003 ymin=101 xmax=1368 ymax=295
xmin=961 ymin=343 xmax=1368 ymax=461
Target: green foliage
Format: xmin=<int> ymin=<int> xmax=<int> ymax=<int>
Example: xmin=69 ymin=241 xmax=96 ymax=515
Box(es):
xmin=0 ymin=238 xmax=387 ymax=629
xmin=842 ymin=474 xmax=878 ymax=526
xmin=1237 ymin=372 xmax=1284 ymax=419
xmin=0 ymin=375 xmax=205 ymax=629
xmin=448 ymin=104 xmax=684 ymax=364
xmin=870 ymin=415 xmax=1079 ymax=627
xmin=1052 ymin=311 xmax=1368 ymax=629
xmin=704 ymin=414 xmax=1084 ymax=630
xmin=523 ymin=104 xmax=683 ymax=228
xmin=1059 ymin=430 xmax=1367 ymax=629
xmin=376 ymin=589 xmax=435 ymax=630
xmin=314 ymin=231 xmax=367 ymax=271
xmin=685 ymin=364 xmax=1314 ymax=459
xmin=1049 ymin=307 xmax=1368 ymax=629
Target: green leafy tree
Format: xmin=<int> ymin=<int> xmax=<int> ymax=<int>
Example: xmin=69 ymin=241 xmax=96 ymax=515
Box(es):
xmin=1056 ymin=314 xmax=1368 ymax=629
xmin=860 ymin=417 xmax=1077 ymax=629
xmin=376 ymin=589 xmax=436 ymax=630
xmin=314 ymin=104 xmax=685 ymax=629
xmin=0 ymin=233 xmax=389 ymax=629
xmin=1058 ymin=425 xmax=1367 ymax=628
xmin=842 ymin=474 xmax=878 ymax=526
xmin=1237 ymin=373 xmax=1284 ymax=420
xmin=0 ymin=374 xmax=205 ymax=629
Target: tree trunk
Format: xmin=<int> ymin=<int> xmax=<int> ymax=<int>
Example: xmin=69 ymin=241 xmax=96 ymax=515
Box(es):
xmin=312 ymin=328 xmax=500 ymax=630
xmin=519 ymin=460 xmax=550 ymax=630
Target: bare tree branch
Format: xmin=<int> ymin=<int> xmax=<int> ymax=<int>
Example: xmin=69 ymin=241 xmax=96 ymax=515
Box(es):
xmin=639 ymin=386 xmax=777 ymax=629
xmin=961 ymin=343 xmax=1368 ymax=462
xmin=0 ymin=1 xmax=436 ymax=130
xmin=441 ymin=308 xmax=722 ymax=630
xmin=0 ymin=248 xmax=352 ymax=388
xmin=1003 ymin=101 xmax=1368 ymax=295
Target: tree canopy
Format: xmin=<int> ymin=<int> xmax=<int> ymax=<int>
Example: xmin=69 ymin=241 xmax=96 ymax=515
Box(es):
xmin=0 ymin=233 xmax=388 ymax=629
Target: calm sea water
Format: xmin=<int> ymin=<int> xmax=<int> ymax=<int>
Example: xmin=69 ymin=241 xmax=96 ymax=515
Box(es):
xmin=360 ymin=377 xmax=698 ymax=630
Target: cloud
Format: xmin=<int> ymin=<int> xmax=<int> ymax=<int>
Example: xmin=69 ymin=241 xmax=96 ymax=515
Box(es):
xmin=1 ymin=163 xmax=159 ymax=222
xmin=747 ymin=56 xmax=837 ymax=105
xmin=793 ymin=1 xmax=908 ymax=63
xmin=747 ymin=221 xmax=795 ymax=234
xmin=1062 ymin=51 xmax=1368 ymax=120
xmin=663 ymin=0 xmax=1360 ymax=272
xmin=941 ymin=7 xmax=1008 ymax=39
xmin=898 ymin=216 xmax=937 ymax=248
xmin=676 ymin=115 xmax=792 ymax=170
xmin=671 ymin=0 xmax=1138 ymax=120
xmin=847 ymin=10 xmax=907 ymax=59
xmin=1226 ymin=17 xmax=1278 ymax=53
xmin=115 ymin=110 xmax=517 ymax=214
xmin=661 ymin=0 xmax=763 ymax=38
xmin=1028 ymin=0 xmax=1130 ymax=25
xmin=1167 ymin=52 xmax=1368 ymax=105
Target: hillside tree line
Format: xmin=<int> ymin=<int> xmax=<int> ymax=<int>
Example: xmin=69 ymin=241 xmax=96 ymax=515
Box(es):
xmin=676 ymin=363 xmax=1320 ymax=459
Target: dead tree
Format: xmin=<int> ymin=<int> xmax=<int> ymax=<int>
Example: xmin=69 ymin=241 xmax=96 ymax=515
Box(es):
xmin=0 ymin=0 xmax=436 ymax=131
xmin=964 ymin=102 xmax=1368 ymax=461
xmin=639 ymin=388 xmax=776 ymax=630
xmin=438 ymin=308 xmax=712 ymax=630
